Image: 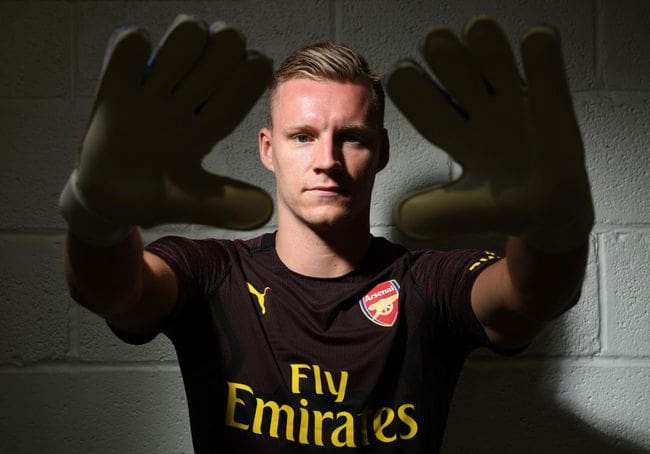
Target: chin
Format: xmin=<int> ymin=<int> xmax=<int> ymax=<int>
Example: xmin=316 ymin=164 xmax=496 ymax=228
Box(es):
xmin=305 ymin=214 xmax=347 ymax=230
xmin=303 ymin=207 xmax=366 ymax=232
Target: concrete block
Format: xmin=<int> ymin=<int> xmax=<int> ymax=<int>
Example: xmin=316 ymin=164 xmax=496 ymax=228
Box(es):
xmin=0 ymin=1 xmax=71 ymax=97
xmin=0 ymin=99 xmax=90 ymax=230
xmin=601 ymin=0 xmax=650 ymax=89
xmin=180 ymin=225 xmax=277 ymax=241
xmin=0 ymin=368 xmax=191 ymax=453
xmin=78 ymin=306 xmax=177 ymax=362
xmin=603 ymin=232 xmax=650 ymax=356
xmin=0 ymin=235 xmax=69 ymax=364
xmin=445 ymin=361 xmax=650 ymax=452
xmin=575 ymin=92 xmax=650 ymax=225
xmin=337 ymin=0 xmax=595 ymax=91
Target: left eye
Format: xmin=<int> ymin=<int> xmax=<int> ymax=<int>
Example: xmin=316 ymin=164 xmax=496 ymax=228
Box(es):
xmin=344 ymin=134 xmax=365 ymax=145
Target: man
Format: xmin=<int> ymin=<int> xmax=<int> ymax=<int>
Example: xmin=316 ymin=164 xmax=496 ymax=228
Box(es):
xmin=61 ymin=14 xmax=593 ymax=453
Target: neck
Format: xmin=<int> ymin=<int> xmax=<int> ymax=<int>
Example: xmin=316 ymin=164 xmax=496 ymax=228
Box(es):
xmin=275 ymin=221 xmax=372 ymax=278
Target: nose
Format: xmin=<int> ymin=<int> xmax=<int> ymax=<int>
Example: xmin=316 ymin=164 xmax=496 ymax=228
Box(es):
xmin=312 ymin=135 xmax=341 ymax=172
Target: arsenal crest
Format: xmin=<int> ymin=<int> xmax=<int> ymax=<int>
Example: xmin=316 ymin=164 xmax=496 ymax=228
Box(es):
xmin=359 ymin=280 xmax=400 ymax=327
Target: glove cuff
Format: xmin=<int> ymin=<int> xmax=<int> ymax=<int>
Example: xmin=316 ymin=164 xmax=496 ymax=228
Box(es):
xmin=59 ymin=170 xmax=134 ymax=247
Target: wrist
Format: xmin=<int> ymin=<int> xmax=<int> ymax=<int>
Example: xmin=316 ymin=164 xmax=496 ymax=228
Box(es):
xmin=59 ymin=170 xmax=134 ymax=247
xmin=523 ymin=202 xmax=594 ymax=253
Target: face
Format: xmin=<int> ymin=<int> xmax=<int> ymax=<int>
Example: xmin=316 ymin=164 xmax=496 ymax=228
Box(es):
xmin=259 ymin=78 xmax=389 ymax=233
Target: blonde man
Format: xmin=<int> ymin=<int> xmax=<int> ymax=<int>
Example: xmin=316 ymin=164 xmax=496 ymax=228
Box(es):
xmin=62 ymin=15 xmax=593 ymax=452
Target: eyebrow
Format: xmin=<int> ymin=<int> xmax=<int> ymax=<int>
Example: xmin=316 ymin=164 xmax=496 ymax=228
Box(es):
xmin=282 ymin=124 xmax=320 ymax=137
xmin=338 ymin=124 xmax=376 ymax=134
xmin=282 ymin=123 xmax=377 ymax=136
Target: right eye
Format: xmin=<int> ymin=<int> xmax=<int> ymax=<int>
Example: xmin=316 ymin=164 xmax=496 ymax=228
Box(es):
xmin=293 ymin=134 xmax=311 ymax=143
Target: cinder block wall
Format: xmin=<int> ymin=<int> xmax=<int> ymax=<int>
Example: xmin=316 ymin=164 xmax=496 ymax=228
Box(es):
xmin=1 ymin=1 xmax=648 ymax=452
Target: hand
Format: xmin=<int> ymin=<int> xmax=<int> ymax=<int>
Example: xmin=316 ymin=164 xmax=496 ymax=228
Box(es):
xmin=386 ymin=16 xmax=593 ymax=251
xmin=68 ymin=15 xmax=273 ymax=232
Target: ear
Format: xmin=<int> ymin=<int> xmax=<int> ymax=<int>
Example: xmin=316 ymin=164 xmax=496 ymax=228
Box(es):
xmin=258 ymin=127 xmax=275 ymax=172
xmin=377 ymin=128 xmax=390 ymax=172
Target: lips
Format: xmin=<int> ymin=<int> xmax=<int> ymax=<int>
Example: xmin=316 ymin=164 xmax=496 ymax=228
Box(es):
xmin=307 ymin=185 xmax=347 ymax=196
xmin=310 ymin=186 xmax=341 ymax=192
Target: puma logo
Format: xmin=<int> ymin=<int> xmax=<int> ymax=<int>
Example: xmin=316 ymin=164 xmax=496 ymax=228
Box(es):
xmin=246 ymin=282 xmax=271 ymax=315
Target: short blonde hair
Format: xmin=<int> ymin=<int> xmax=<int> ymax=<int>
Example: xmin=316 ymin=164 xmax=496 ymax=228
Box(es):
xmin=268 ymin=42 xmax=385 ymax=128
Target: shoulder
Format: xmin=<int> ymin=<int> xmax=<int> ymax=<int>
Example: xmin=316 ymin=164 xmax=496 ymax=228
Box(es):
xmin=146 ymin=235 xmax=229 ymax=258
xmin=230 ymin=232 xmax=275 ymax=257
xmin=145 ymin=234 xmax=274 ymax=266
xmin=144 ymin=234 xmax=273 ymax=292
xmin=407 ymin=247 xmax=500 ymax=297
xmin=410 ymin=248 xmax=499 ymax=276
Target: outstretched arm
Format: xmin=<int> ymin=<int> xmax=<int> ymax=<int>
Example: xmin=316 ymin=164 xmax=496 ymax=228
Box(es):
xmin=386 ymin=16 xmax=594 ymax=349
xmin=64 ymin=230 xmax=178 ymax=338
xmin=471 ymin=237 xmax=588 ymax=350
xmin=61 ymin=16 xmax=273 ymax=337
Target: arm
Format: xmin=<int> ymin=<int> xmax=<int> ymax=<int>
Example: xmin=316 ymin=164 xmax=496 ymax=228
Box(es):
xmin=64 ymin=230 xmax=177 ymax=338
xmin=471 ymin=237 xmax=588 ymax=350
xmin=60 ymin=16 xmax=272 ymax=335
xmin=386 ymin=16 xmax=594 ymax=349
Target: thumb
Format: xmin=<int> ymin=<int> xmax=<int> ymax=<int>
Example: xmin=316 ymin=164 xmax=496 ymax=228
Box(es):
xmin=162 ymin=169 xmax=273 ymax=230
xmin=395 ymin=182 xmax=503 ymax=239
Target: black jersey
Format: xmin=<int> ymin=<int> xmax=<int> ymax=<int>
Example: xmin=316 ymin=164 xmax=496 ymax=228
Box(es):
xmin=112 ymin=233 xmax=500 ymax=453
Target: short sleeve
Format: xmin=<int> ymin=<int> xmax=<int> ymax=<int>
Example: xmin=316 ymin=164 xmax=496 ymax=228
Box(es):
xmin=411 ymin=249 xmax=501 ymax=353
xmin=107 ymin=235 xmax=230 ymax=345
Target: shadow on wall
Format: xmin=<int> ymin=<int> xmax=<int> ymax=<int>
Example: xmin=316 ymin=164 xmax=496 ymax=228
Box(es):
xmin=395 ymin=231 xmax=650 ymax=454
xmin=443 ymin=360 xmax=650 ymax=454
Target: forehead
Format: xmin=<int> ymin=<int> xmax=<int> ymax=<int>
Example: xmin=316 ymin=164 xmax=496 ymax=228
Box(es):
xmin=271 ymin=78 xmax=372 ymax=127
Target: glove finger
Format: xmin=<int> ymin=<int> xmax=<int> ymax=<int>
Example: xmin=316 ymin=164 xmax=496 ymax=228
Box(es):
xmin=386 ymin=61 xmax=466 ymax=156
xmin=521 ymin=27 xmax=583 ymax=163
xmin=521 ymin=27 xmax=574 ymax=117
xmin=464 ymin=16 xmax=522 ymax=97
xmin=198 ymin=50 xmax=273 ymax=142
xmin=173 ymin=23 xmax=247 ymax=113
xmin=94 ymin=27 xmax=151 ymax=104
xmin=421 ymin=26 xmax=490 ymax=112
xmin=395 ymin=182 xmax=502 ymax=239
xmin=164 ymin=170 xmax=273 ymax=230
xmin=143 ymin=15 xmax=209 ymax=95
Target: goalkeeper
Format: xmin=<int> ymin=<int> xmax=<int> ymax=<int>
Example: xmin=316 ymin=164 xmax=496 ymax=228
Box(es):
xmin=61 ymin=15 xmax=594 ymax=453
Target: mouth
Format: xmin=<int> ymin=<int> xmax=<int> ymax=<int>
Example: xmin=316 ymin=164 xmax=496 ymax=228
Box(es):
xmin=307 ymin=186 xmax=347 ymax=196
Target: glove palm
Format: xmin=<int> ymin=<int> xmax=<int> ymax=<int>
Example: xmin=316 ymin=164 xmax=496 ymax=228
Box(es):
xmin=75 ymin=16 xmax=273 ymax=230
xmin=386 ymin=16 xmax=593 ymax=250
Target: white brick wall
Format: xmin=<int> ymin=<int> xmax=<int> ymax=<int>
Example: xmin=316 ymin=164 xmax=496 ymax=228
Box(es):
xmin=0 ymin=1 xmax=647 ymax=452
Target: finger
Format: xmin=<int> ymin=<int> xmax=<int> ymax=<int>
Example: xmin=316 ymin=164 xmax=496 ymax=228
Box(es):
xmin=395 ymin=182 xmax=501 ymax=239
xmin=95 ymin=27 xmax=152 ymax=103
xmin=521 ymin=26 xmax=573 ymax=113
xmin=521 ymin=26 xmax=584 ymax=163
xmin=464 ymin=15 xmax=522 ymax=97
xmin=385 ymin=61 xmax=465 ymax=154
xmin=165 ymin=170 xmax=274 ymax=230
xmin=173 ymin=23 xmax=247 ymax=113
xmin=198 ymin=50 xmax=273 ymax=142
xmin=143 ymin=15 xmax=209 ymax=95
xmin=421 ymin=26 xmax=490 ymax=111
